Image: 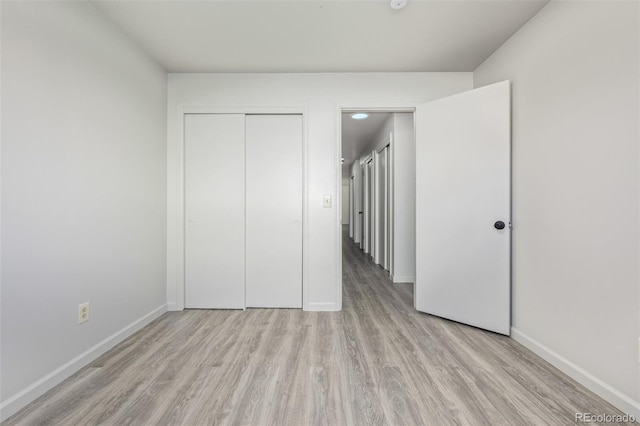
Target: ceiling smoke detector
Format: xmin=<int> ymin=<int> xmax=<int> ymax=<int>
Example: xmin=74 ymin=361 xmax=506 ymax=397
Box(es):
xmin=390 ymin=0 xmax=407 ymax=10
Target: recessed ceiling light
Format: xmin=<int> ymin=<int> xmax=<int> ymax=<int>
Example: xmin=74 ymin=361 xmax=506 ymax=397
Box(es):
xmin=351 ymin=113 xmax=369 ymax=120
xmin=390 ymin=0 xmax=407 ymax=9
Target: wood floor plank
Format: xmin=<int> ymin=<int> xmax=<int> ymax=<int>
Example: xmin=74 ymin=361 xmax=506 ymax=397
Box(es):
xmin=4 ymin=231 xmax=631 ymax=426
xmin=378 ymin=366 xmax=427 ymax=426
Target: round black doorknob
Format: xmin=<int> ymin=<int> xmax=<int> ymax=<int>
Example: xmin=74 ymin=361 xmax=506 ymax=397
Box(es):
xmin=494 ymin=221 xmax=506 ymax=230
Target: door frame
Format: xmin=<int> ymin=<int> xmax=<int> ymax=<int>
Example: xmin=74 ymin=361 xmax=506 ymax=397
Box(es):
xmin=174 ymin=105 xmax=308 ymax=311
xmin=349 ymin=176 xmax=354 ymax=238
xmin=363 ymin=155 xmax=373 ymax=254
xmin=336 ymin=104 xmax=415 ymax=310
xmin=374 ymin=140 xmax=391 ymax=268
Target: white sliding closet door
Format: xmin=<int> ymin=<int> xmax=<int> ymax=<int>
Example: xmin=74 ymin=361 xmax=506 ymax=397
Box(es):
xmin=246 ymin=115 xmax=303 ymax=308
xmin=185 ymin=114 xmax=246 ymax=309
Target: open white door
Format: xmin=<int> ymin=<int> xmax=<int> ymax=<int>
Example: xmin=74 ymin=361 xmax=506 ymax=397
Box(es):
xmin=415 ymin=81 xmax=511 ymax=335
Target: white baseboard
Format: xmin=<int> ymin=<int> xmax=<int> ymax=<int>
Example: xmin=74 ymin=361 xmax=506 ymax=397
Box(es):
xmin=166 ymin=302 xmax=182 ymax=311
xmin=391 ymin=275 xmax=415 ymax=284
xmin=511 ymin=327 xmax=640 ymax=419
xmin=0 ymin=304 xmax=167 ymax=422
xmin=306 ymin=302 xmax=340 ymax=312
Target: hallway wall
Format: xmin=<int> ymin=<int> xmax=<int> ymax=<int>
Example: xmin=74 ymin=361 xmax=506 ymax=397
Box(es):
xmin=351 ymin=112 xmax=415 ymax=283
xmin=342 ymin=181 xmax=350 ymax=225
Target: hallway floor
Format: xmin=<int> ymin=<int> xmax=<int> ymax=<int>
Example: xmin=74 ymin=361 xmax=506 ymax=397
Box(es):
xmin=5 ymin=231 xmax=625 ymax=425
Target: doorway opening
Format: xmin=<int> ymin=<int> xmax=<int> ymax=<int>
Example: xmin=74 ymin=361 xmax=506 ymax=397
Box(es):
xmin=338 ymin=82 xmax=511 ymax=335
xmin=339 ymin=108 xmax=416 ymax=307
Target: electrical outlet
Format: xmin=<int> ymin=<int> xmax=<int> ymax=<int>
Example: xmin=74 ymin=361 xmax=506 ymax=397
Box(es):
xmin=78 ymin=302 xmax=89 ymax=325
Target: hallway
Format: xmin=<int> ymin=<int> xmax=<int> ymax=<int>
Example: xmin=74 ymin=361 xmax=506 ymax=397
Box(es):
xmin=4 ymin=232 xmax=624 ymax=425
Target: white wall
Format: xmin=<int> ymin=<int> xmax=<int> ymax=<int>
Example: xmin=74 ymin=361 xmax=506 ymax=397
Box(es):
xmin=392 ymin=113 xmax=416 ymax=283
xmin=341 ymin=183 xmax=350 ymax=225
xmin=359 ymin=114 xmax=394 ymax=163
xmin=1 ymin=1 xmax=168 ymax=419
xmin=167 ymin=73 xmax=473 ymax=311
xmin=474 ymin=1 xmax=639 ymax=416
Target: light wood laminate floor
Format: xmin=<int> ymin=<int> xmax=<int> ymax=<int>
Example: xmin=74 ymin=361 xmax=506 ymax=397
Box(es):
xmin=5 ymin=231 xmax=629 ymax=425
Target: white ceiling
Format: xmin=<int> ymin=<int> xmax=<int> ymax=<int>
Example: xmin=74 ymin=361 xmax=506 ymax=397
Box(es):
xmin=91 ymin=0 xmax=548 ymax=73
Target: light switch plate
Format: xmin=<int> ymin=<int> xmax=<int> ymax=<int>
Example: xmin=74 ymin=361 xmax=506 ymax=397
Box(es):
xmin=323 ymin=195 xmax=332 ymax=208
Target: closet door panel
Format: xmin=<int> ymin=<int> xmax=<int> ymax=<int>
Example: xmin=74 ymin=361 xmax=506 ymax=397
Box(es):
xmin=185 ymin=114 xmax=245 ymax=309
xmin=245 ymin=115 xmax=303 ymax=308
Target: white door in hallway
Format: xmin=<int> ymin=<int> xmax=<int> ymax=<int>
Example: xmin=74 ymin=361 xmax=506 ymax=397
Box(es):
xmin=377 ymin=145 xmax=390 ymax=270
xmin=415 ymin=81 xmax=511 ymax=335
xmin=366 ymin=158 xmax=374 ymax=256
xmin=185 ymin=114 xmax=246 ymax=309
xmin=349 ymin=177 xmax=354 ymax=238
xmin=245 ymin=115 xmax=303 ymax=308
xmin=362 ymin=162 xmax=371 ymax=253
xmin=360 ymin=165 xmax=365 ymax=250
